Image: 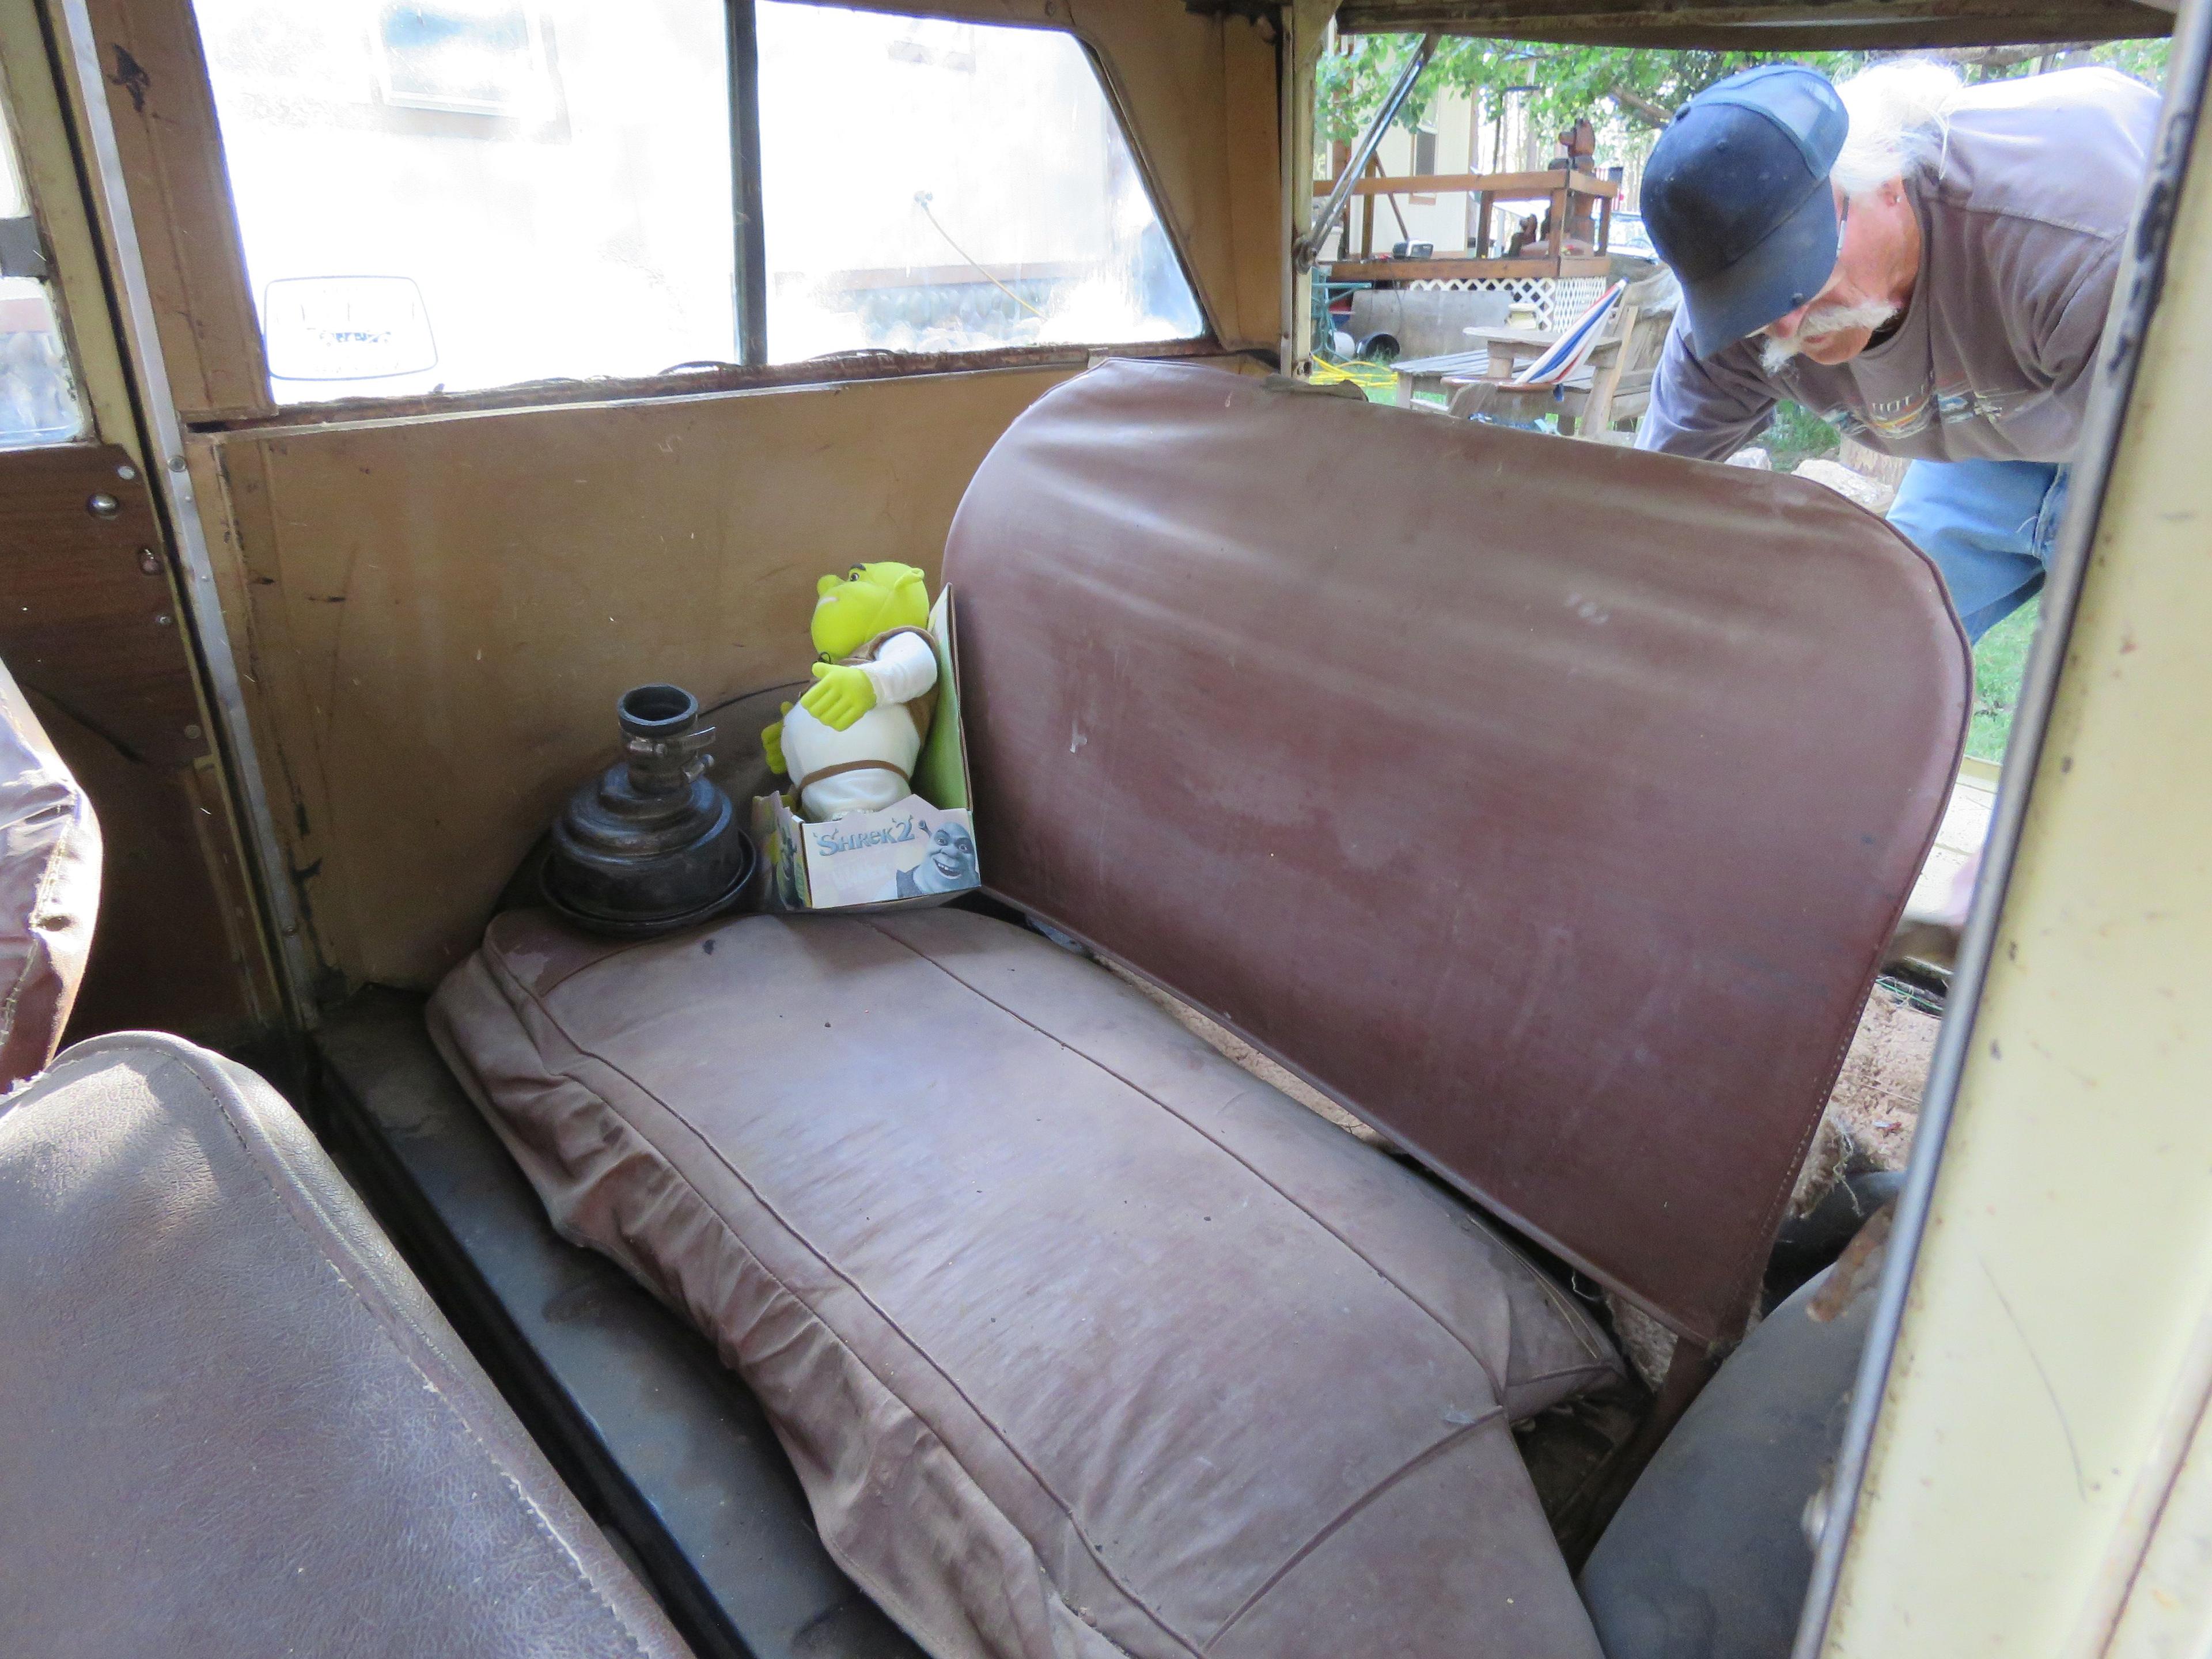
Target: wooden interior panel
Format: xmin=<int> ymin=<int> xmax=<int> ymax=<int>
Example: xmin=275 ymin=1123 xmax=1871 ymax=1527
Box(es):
xmin=0 ymin=443 xmax=274 ymax=1044
xmin=200 ymin=368 xmax=1073 ymax=991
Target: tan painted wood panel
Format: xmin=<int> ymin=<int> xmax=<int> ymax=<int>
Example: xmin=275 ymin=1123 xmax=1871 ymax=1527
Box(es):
xmin=204 ymin=368 xmax=1073 ymax=991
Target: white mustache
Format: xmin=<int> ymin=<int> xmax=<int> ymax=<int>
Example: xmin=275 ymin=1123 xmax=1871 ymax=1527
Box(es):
xmin=1761 ymin=300 xmax=1900 ymax=374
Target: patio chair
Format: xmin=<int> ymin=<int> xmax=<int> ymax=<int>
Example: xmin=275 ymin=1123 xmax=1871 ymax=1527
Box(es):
xmin=1444 ymin=270 xmax=1680 ymax=441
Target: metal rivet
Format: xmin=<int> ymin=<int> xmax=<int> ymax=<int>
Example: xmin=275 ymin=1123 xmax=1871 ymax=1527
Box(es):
xmin=166 ymin=456 xmax=187 ymax=473
xmin=87 ymin=493 xmax=120 ymax=519
xmin=155 ymin=613 xmax=173 ymax=626
xmin=137 ymin=548 xmax=161 ymax=575
xmin=183 ymin=722 xmax=202 ymax=740
xmin=116 ymin=462 xmax=137 ymax=482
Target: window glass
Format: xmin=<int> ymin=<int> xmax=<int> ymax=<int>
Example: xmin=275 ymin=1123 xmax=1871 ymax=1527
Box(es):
xmin=756 ymin=5 xmax=1204 ymax=362
xmin=195 ymin=0 xmax=734 ymax=401
xmin=0 ymin=90 xmax=86 ymax=448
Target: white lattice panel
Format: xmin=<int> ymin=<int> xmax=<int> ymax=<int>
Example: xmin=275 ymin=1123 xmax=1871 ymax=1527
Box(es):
xmin=1400 ymin=275 xmax=1607 ymax=331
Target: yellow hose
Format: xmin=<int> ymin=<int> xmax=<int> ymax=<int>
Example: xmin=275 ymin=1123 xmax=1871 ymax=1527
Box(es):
xmin=1308 ymin=354 xmax=1397 ymax=394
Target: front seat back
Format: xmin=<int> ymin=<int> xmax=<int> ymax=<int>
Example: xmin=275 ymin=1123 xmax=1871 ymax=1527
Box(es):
xmin=0 ymin=653 xmax=99 ymax=1090
xmin=0 ymin=1030 xmax=695 ymax=1658
xmin=945 ymin=361 xmax=1968 ymax=1347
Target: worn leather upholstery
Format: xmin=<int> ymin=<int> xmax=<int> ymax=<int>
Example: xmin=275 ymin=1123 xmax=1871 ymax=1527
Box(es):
xmin=0 ymin=1031 xmax=693 ymax=1659
xmin=944 ymin=360 xmax=1968 ymax=1344
xmin=433 ymin=904 xmax=1624 ymax=1659
xmin=0 ymin=654 xmax=99 ymax=1090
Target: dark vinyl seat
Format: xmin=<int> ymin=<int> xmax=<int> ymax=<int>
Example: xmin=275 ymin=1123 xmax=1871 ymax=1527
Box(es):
xmin=0 ymin=653 xmax=695 ymax=1659
xmin=0 ymin=1030 xmax=698 ymax=1659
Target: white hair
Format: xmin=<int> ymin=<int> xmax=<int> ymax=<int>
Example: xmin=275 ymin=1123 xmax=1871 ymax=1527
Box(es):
xmin=1830 ymin=58 xmax=1964 ymax=196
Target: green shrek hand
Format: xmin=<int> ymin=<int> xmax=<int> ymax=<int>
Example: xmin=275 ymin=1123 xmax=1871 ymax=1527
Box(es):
xmin=799 ymin=662 xmax=878 ymax=731
xmin=760 ymin=702 xmax=793 ymax=776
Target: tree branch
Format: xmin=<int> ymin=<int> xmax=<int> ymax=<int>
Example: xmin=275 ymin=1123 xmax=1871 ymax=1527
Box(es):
xmin=1609 ymin=82 xmax=1675 ymax=130
xmin=1920 ymin=41 xmax=2092 ymax=67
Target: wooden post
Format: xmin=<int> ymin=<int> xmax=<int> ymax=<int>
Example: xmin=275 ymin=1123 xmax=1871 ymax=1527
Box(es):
xmin=1476 ymin=191 xmax=1494 ymax=258
xmin=1581 ymin=299 xmax=1641 ymax=435
xmin=1330 ymin=141 xmax=1352 ymax=259
xmin=1464 ymin=97 xmax=1482 ymax=253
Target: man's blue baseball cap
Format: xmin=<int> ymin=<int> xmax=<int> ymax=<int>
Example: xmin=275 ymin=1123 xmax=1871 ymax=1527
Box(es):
xmin=1641 ymin=65 xmax=1850 ymax=359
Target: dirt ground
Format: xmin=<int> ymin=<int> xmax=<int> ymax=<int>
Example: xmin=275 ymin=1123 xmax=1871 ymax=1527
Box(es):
xmin=1818 ymin=982 xmax=1941 ymax=1176
xmin=1108 ymin=959 xmax=1943 ymax=1389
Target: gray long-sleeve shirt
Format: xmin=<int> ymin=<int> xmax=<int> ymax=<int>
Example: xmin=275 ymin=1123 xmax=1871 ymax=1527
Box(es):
xmin=1638 ymin=68 xmax=2160 ymax=464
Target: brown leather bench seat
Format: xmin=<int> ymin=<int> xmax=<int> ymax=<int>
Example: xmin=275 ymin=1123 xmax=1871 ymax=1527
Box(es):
xmin=0 ymin=1031 xmax=694 ymax=1659
xmin=433 ymin=904 xmax=1627 ymax=1659
xmin=433 ymin=361 xmax=1965 ymax=1659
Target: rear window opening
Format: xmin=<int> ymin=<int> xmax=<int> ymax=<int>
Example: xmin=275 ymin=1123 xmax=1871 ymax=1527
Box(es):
xmin=190 ymin=0 xmax=1206 ymax=405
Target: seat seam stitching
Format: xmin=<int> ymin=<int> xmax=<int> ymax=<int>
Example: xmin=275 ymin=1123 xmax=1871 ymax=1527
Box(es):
xmin=497 ymin=950 xmax=1191 ymax=1659
xmin=1200 ymin=1408 xmax=1505 ymax=1651
xmin=862 ymin=920 xmax=1516 ymax=1399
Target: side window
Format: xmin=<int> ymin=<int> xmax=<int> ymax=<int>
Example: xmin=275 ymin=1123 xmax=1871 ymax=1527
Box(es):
xmin=755 ymin=3 xmax=1203 ymax=362
xmin=189 ymin=1 xmax=1205 ymax=404
xmin=0 ymin=87 xmax=86 ymax=447
xmin=194 ymin=0 xmax=737 ymax=402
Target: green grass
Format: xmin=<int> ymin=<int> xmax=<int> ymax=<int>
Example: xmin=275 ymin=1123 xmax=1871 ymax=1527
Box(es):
xmin=1764 ymin=402 xmax=1840 ymax=473
xmin=1968 ymin=599 xmax=2042 ymax=763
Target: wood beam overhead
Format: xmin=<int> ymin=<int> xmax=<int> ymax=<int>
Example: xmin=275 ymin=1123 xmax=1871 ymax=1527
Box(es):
xmin=1333 ymin=0 xmax=2173 ymax=49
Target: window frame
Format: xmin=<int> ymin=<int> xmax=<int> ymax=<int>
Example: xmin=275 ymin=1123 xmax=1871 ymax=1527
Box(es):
xmin=0 ymin=79 xmax=91 ymax=448
xmin=740 ymin=2 xmax=1214 ymax=371
xmin=372 ymin=2 xmax=554 ymax=120
xmin=184 ymin=0 xmax=1221 ymax=423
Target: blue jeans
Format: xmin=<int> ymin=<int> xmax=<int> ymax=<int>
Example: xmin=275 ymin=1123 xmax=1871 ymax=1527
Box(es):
xmin=1886 ymin=458 xmax=2069 ymax=643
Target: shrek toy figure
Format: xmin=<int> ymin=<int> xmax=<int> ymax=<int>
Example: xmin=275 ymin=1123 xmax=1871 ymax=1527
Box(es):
xmin=762 ymin=562 xmax=940 ymax=820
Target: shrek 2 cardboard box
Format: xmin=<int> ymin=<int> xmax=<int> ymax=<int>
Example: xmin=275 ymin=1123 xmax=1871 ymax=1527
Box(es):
xmin=751 ymin=589 xmax=978 ymax=911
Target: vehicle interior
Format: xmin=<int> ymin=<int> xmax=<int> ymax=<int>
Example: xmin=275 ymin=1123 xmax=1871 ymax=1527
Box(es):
xmin=1 ymin=0 xmax=2207 ymax=1654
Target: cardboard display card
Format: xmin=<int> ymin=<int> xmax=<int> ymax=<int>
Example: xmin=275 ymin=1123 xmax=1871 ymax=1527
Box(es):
xmin=752 ymin=589 xmax=978 ymax=912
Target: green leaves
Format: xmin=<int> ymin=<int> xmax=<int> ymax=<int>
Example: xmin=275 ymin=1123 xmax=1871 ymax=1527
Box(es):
xmin=1315 ymin=39 xmax=2171 ymax=157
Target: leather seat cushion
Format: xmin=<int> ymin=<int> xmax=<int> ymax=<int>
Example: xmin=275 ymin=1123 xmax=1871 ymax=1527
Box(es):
xmin=431 ymin=905 xmax=1623 ymax=1659
xmin=0 ymin=1032 xmax=693 ymax=1659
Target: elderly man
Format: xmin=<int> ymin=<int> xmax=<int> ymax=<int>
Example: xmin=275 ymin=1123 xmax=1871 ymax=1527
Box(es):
xmin=1635 ymin=59 xmax=2159 ymax=641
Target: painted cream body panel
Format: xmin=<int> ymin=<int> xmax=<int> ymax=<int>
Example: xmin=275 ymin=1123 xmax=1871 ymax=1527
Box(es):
xmin=1822 ymin=57 xmax=2212 ymax=1659
xmin=2105 ymin=1347 xmax=2212 ymax=1657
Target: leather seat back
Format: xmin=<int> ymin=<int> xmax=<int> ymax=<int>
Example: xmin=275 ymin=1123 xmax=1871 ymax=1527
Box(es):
xmin=943 ymin=361 xmax=1968 ymax=1345
xmin=0 ymin=1032 xmax=693 ymax=1658
xmin=0 ymin=653 xmax=99 ymax=1090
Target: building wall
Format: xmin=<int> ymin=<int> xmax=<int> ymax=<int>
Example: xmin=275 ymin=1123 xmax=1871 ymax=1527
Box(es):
xmin=1329 ymin=86 xmax=1656 ymax=260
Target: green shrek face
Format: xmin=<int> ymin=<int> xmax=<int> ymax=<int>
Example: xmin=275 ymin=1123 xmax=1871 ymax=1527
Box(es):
xmin=809 ymin=562 xmax=930 ymax=661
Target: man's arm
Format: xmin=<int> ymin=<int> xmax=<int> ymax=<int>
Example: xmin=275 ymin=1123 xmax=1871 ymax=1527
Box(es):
xmin=1634 ymin=317 xmax=1782 ymax=461
xmin=2029 ymin=230 xmax=2123 ymax=430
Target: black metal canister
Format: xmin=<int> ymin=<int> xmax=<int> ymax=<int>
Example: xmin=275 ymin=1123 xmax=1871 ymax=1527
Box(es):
xmin=541 ymin=683 xmax=756 ymax=935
